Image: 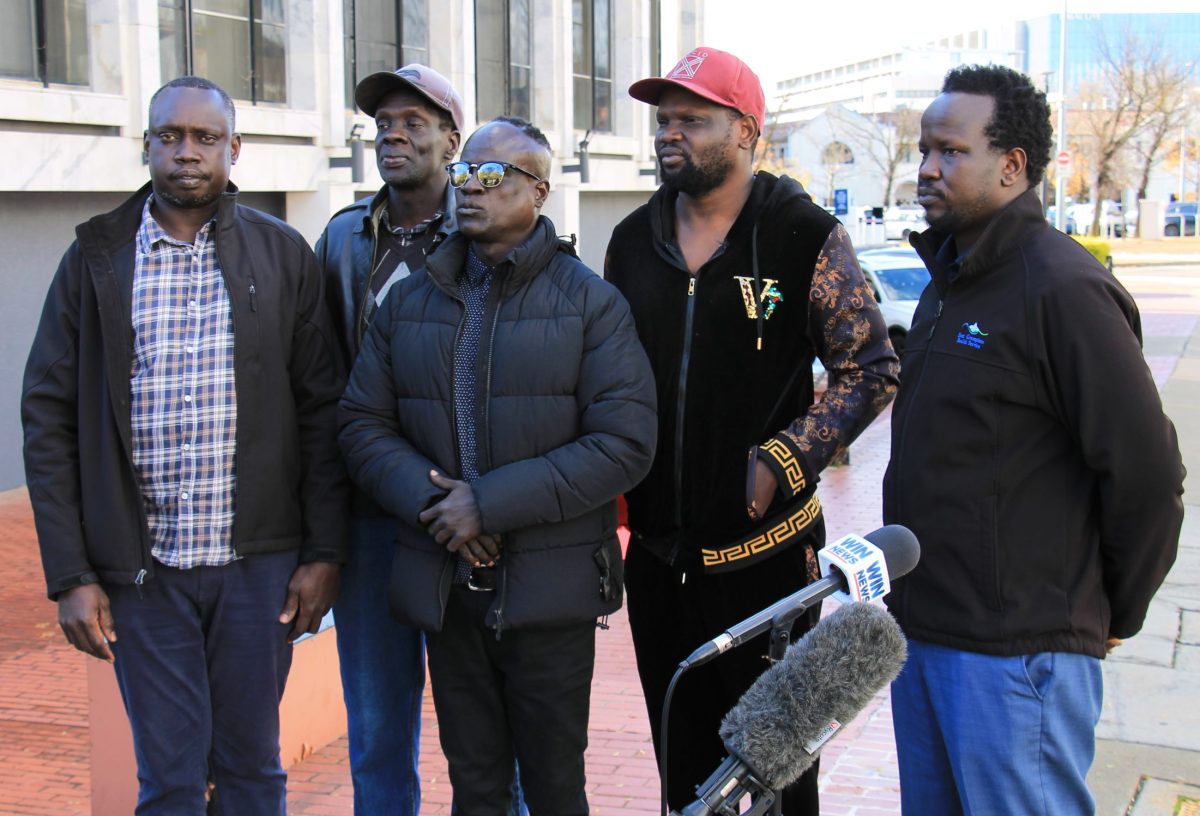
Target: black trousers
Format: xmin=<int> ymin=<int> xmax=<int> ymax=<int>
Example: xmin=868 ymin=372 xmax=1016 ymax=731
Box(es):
xmin=625 ymin=537 xmax=823 ymax=816
xmin=426 ymin=586 xmax=597 ymax=816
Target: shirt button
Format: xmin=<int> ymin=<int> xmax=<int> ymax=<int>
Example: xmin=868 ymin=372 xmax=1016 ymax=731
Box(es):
xmin=183 ymin=394 xmax=192 ymax=403
xmin=180 ymin=492 xmax=189 ymax=501
xmin=189 ymin=300 xmax=198 ymax=308
xmin=186 ymin=345 xmax=195 ymax=354
xmin=182 ymin=443 xmax=191 ymax=451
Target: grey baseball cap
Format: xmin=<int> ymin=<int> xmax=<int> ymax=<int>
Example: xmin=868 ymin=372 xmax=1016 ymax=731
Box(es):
xmin=354 ymin=63 xmax=465 ymax=131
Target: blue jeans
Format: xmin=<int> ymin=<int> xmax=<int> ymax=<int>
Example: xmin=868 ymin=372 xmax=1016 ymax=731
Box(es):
xmin=107 ymin=550 xmax=298 ymax=815
xmin=334 ymin=514 xmax=427 ymax=816
xmin=891 ymin=639 xmax=1103 ymax=816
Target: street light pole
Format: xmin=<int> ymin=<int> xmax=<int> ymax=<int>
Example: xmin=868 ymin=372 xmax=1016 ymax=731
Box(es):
xmin=1054 ymin=0 xmax=1068 ymax=232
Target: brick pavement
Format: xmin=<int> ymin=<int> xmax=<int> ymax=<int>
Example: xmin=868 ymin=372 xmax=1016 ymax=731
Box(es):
xmin=0 ymin=408 xmax=902 ymax=816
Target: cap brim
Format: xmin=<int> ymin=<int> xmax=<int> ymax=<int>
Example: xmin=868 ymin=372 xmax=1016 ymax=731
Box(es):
xmin=628 ymin=77 xmax=738 ymax=113
xmin=354 ymin=71 xmax=458 ymax=128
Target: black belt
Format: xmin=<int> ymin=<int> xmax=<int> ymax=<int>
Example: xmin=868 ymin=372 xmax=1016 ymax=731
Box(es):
xmin=454 ymin=565 xmax=497 ymax=592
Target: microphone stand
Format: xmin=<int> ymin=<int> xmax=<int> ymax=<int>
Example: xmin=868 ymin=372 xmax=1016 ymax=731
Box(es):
xmin=764 ymin=602 xmax=812 ymax=816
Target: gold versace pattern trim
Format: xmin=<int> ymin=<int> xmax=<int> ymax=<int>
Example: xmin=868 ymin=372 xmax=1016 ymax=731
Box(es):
xmin=761 ymin=437 xmax=806 ymax=494
xmin=701 ymin=495 xmax=822 ymax=570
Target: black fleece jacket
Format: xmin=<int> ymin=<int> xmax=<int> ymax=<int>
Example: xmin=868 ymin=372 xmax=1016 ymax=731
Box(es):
xmin=883 ymin=190 xmax=1184 ymax=658
xmin=23 ymin=182 xmax=350 ymax=599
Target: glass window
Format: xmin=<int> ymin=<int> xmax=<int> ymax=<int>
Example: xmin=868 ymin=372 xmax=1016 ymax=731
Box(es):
xmin=159 ymin=0 xmax=287 ymax=104
xmin=0 ymin=2 xmax=37 ymax=81
xmin=475 ymin=0 xmax=531 ymax=122
xmin=344 ymin=0 xmax=430 ymax=111
xmin=508 ymin=0 xmax=531 ymax=120
xmin=158 ymin=0 xmax=188 ymax=85
xmin=401 ymin=0 xmax=428 ymax=65
xmin=1 ymin=0 xmax=89 ymax=86
xmin=572 ymin=0 xmax=611 ymax=131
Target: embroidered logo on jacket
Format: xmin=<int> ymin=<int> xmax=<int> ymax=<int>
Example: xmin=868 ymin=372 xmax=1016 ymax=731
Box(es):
xmin=957 ymin=321 xmax=989 ymax=349
xmin=734 ymin=277 xmax=783 ymax=320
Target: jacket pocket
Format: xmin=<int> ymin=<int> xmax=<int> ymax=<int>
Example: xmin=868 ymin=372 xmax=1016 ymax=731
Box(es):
xmin=977 ymin=495 xmax=1005 ymax=614
xmin=493 ymin=536 xmax=624 ymax=629
xmin=388 ymin=530 xmax=451 ymax=632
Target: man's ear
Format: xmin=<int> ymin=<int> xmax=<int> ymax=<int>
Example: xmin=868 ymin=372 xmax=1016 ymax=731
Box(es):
xmin=738 ymin=114 xmax=759 ymax=151
xmin=1000 ymin=147 xmax=1027 ymax=188
xmin=445 ymin=130 xmax=462 ymax=162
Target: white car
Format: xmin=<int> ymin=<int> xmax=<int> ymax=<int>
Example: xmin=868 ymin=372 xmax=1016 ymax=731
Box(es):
xmin=1069 ymin=201 xmax=1125 ymax=237
xmin=856 ymin=247 xmax=931 ymax=355
xmin=883 ymin=206 xmax=927 ymax=242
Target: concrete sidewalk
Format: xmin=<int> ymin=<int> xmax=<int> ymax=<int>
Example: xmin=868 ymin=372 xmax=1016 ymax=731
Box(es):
xmin=1090 ymin=268 xmax=1200 ymax=816
xmin=1 ymin=262 xmax=1195 ymax=815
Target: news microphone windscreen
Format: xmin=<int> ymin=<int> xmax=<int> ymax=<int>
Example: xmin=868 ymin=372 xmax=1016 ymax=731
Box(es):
xmin=718 ymin=602 xmax=907 ymax=790
xmin=865 ymin=524 xmax=920 ymax=580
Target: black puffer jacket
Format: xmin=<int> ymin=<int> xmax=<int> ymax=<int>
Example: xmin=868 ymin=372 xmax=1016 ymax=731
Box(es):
xmin=338 ymin=216 xmax=657 ymax=633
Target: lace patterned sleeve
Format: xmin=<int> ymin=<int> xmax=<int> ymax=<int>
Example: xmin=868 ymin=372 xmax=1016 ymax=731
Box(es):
xmin=755 ymin=224 xmax=900 ymax=497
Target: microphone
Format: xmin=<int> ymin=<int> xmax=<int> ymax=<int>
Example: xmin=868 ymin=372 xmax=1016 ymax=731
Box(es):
xmin=679 ymin=525 xmax=919 ymax=669
xmin=676 ymin=602 xmax=908 ymax=815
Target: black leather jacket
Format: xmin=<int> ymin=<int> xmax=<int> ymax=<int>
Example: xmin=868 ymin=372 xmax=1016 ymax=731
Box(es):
xmin=316 ymin=184 xmax=457 ymax=372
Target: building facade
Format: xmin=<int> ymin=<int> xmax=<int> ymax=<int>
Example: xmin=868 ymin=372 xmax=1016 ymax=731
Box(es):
xmin=1 ymin=0 xmax=708 ymax=490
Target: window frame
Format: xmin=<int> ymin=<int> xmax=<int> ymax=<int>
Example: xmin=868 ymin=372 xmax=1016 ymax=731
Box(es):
xmin=0 ymin=0 xmax=90 ymax=87
xmin=159 ymin=0 xmax=287 ymax=105
xmin=344 ymin=0 xmax=430 ymax=112
xmin=474 ymin=0 xmax=533 ymax=122
xmin=572 ymin=0 xmax=613 ymax=133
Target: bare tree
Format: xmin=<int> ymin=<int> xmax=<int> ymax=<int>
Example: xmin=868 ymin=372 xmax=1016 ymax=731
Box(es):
xmin=828 ymin=107 xmax=921 ymax=207
xmin=1130 ymin=61 xmax=1194 ymax=202
xmin=1075 ymin=23 xmax=1193 ymax=236
xmin=820 ymin=141 xmax=854 ymax=207
xmin=755 ymin=90 xmax=796 ymax=176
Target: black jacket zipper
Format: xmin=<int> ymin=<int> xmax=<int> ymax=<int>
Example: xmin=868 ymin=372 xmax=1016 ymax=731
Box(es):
xmin=673 ymin=274 xmax=698 ymax=533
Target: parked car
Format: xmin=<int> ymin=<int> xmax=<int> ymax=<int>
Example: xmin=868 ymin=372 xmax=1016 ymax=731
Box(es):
xmin=1046 ymin=205 xmax=1078 ymax=234
xmin=883 ymin=206 xmax=927 ymax=241
xmin=856 ymin=247 xmax=931 ymax=355
xmin=1165 ymin=202 xmax=1198 ymax=237
xmin=1070 ymin=200 xmax=1125 ymax=237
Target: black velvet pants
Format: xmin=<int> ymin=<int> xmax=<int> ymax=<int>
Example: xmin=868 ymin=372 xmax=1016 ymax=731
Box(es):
xmin=625 ymin=536 xmax=823 ymax=815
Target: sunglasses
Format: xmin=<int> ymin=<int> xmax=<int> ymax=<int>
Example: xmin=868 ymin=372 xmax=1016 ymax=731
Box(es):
xmin=445 ymin=161 xmax=545 ymax=189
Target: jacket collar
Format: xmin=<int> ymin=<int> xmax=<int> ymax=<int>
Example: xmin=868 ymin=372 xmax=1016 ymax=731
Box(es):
xmin=424 ymin=216 xmax=567 ymax=299
xmin=647 ymin=171 xmax=812 ymax=266
xmin=77 ymin=180 xmax=241 ymax=258
xmin=910 ymin=188 xmax=1047 ymax=290
xmin=361 ymin=182 xmax=458 ymax=245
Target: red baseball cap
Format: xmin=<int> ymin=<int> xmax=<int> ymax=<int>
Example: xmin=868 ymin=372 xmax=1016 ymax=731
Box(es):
xmin=629 ymin=47 xmax=766 ymax=135
xmin=354 ymin=63 xmax=465 ymax=131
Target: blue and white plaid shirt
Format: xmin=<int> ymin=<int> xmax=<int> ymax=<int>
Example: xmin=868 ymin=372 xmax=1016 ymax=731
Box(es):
xmin=130 ymin=197 xmax=238 ymax=569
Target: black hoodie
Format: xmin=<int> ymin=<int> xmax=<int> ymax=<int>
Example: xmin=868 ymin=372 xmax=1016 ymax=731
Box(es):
xmin=606 ymin=172 xmax=897 ymax=572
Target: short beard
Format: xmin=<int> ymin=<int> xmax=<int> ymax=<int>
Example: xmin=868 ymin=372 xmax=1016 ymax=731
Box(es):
xmin=661 ymin=152 xmax=733 ymax=197
xmin=155 ymin=187 xmax=223 ymax=210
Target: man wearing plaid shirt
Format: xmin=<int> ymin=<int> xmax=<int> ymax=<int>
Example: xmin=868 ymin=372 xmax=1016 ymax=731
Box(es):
xmin=22 ymin=77 xmax=348 ymax=814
